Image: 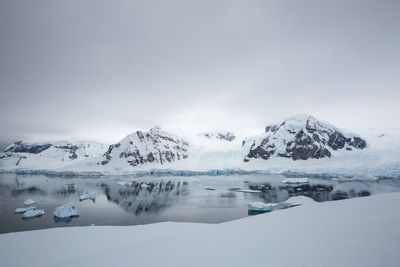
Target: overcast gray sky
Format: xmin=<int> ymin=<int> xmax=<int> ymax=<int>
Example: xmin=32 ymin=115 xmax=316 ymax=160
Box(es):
xmin=1 ymin=0 xmax=399 ymax=149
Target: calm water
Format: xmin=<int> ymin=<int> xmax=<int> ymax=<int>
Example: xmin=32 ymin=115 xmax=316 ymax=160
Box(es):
xmin=1 ymin=173 xmax=400 ymax=233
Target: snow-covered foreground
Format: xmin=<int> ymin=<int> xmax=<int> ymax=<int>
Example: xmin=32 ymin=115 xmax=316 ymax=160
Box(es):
xmin=1 ymin=193 xmax=399 ymax=267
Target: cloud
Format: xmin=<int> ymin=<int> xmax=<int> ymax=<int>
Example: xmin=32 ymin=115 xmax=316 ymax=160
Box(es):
xmin=0 ymin=0 xmax=399 ymax=144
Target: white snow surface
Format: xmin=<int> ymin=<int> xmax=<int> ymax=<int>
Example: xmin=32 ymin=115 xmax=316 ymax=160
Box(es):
xmin=1 ymin=192 xmax=399 ymax=267
xmin=285 ymin=195 xmax=316 ymax=205
xmin=0 ymin=140 xmax=107 ymax=171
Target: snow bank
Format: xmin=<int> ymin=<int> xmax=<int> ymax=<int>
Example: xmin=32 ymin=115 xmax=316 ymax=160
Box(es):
xmin=1 ymin=192 xmax=399 ymax=267
xmin=53 ymin=202 xmax=79 ymax=218
xmin=284 ymin=195 xmax=316 ymax=205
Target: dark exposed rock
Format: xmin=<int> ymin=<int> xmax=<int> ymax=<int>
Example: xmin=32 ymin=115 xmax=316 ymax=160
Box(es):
xmin=246 ymin=138 xmax=275 ymax=160
xmin=5 ymin=141 xmax=52 ymax=154
xmin=54 ymin=145 xmax=79 ymax=160
xmin=203 ymin=132 xmax=236 ymax=141
xmin=100 ymin=127 xmax=189 ymax=167
xmin=16 ymin=156 xmax=27 ymax=166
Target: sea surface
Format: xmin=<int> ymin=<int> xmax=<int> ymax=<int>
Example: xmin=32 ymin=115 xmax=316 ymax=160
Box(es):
xmin=1 ymin=173 xmax=400 ymax=233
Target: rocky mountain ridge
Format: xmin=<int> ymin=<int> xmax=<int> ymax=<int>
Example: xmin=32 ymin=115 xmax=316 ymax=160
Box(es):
xmin=100 ymin=127 xmax=189 ymax=167
xmin=0 ymin=115 xmax=371 ymax=171
xmin=244 ymin=115 xmax=367 ymax=162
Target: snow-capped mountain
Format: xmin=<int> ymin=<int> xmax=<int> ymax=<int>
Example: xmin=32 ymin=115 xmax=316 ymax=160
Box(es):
xmin=0 ymin=141 xmax=107 ymax=170
xmin=243 ymin=115 xmax=367 ymax=162
xmin=202 ymin=132 xmax=236 ymax=141
xmin=1 ymin=115 xmax=399 ymax=177
xmin=99 ymin=127 xmax=189 ymax=167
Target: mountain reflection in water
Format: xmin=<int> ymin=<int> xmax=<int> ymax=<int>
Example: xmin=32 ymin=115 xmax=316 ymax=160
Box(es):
xmin=0 ymin=173 xmax=399 ymax=233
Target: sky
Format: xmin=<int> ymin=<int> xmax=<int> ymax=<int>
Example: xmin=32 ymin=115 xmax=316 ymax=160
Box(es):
xmin=0 ymin=0 xmax=399 ymax=150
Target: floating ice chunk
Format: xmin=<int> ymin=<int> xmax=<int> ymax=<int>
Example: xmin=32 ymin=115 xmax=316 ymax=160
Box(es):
xmin=79 ymin=192 xmax=96 ymax=201
xmin=54 ymin=202 xmax=79 ymax=218
xmin=116 ymin=181 xmax=133 ymax=186
xmin=24 ymin=198 xmax=36 ymax=206
xmin=140 ymin=183 xmax=149 ymax=189
xmin=235 ymin=189 xmax=262 ymax=193
xmin=282 ymin=178 xmax=309 ymax=184
xmin=248 ymin=202 xmax=292 ymax=212
xmin=23 ymin=209 xmax=45 ymax=218
xmin=284 ymin=196 xmax=316 ymax=206
xmin=249 ymin=196 xmax=316 ymax=213
xmin=15 ymin=206 xmax=36 ymax=214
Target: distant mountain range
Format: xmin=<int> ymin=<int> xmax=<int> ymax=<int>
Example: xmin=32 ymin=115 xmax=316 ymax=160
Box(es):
xmin=1 ymin=114 xmax=399 ymax=177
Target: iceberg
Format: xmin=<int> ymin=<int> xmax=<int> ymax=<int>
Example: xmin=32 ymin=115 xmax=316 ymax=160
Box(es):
xmin=79 ymin=192 xmax=96 ymax=201
xmin=248 ymin=196 xmax=316 ymax=214
xmin=15 ymin=206 xmax=36 ymax=214
xmin=54 ymin=202 xmax=79 ymax=219
xmin=248 ymin=202 xmax=292 ymax=213
xmin=24 ymin=198 xmax=36 ymax=206
xmin=23 ymin=209 xmax=45 ymax=218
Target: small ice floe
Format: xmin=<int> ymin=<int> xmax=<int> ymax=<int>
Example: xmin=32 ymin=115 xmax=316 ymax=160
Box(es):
xmin=248 ymin=196 xmax=316 ymax=214
xmin=23 ymin=209 xmax=45 ymax=218
xmin=79 ymin=192 xmax=96 ymax=201
xmin=24 ymin=198 xmax=36 ymax=206
xmin=116 ymin=181 xmax=133 ymax=186
xmin=15 ymin=206 xmax=36 ymax=214
xmin=248 ymin=202 xmax=292 ymax=213
xmin=282 ymin=178 xmax=309 ymax=185
xmin=235 ymin=189 xmax=262 ymax=193
xmin=54 ymin=202 xmax=79 ymax=219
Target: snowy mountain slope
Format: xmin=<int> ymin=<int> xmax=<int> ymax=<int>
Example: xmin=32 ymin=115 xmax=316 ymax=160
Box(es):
xmin=98 ymin=127 xmax=189 ymax=168
xmin=243 ymin=115 xmax=367 ymax=162
xmin=1 ymin=115 xmax=399 ymax=176
xmin=0 ymin=141 xmax=107 ymax=170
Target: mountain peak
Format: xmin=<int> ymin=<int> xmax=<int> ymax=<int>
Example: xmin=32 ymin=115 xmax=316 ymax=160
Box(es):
xmin=247 ymin=115 xmax=367 ymax=162
xmin=101 ymin=127 xmax=189 ymax=167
